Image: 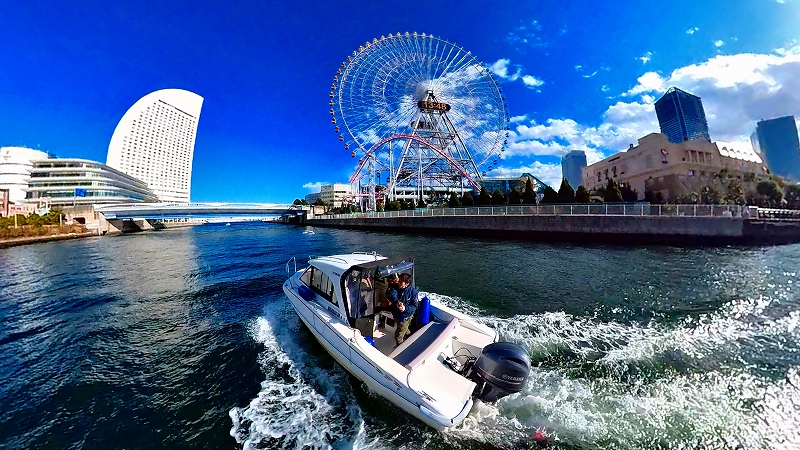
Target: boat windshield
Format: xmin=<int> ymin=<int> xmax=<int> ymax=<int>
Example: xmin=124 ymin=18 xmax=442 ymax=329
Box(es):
xmin=345 ymin=269 xmax=375 ymax=319
xmin=344 ymin=258 xmax=414 ymax=321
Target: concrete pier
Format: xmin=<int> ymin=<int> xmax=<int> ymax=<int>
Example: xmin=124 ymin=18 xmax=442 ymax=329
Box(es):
xmin=306 ymin=206 xmax=800 ymax=245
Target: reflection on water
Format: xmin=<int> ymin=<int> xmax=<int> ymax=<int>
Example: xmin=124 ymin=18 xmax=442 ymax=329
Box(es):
xmin=2 ymin=224 xmax=800 ymax=449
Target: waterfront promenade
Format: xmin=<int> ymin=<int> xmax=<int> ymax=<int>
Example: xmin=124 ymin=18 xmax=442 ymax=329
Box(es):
xmin=307 ymin=204 xmax=800 ymax=245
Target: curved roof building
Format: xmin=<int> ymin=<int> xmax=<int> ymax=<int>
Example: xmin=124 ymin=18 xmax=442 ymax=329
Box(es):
xmin=27 ymin=158 xmax=158 ymax=205
xmin=0 ymin=146 xmax=50 ymax=203
xmin=106 ymin=89 xmax=203 ymax=204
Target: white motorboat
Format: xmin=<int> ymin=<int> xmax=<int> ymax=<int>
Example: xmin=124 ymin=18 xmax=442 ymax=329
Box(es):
xmin=282 ymin=252 xmax=531 ymax=431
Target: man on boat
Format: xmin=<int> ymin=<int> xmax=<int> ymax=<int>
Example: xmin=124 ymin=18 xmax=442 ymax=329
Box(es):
xmin=386 ymin=273 xmax=418 ymax=345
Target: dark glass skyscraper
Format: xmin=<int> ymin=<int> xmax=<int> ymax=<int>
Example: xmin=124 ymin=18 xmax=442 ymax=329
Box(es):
xmin=654 ymin=87 xmax=710 ymax=144
xmin=751 ymin=116 xmax=800 ymax=182
xmin=561 ymin=150 xmax=587 ymax=189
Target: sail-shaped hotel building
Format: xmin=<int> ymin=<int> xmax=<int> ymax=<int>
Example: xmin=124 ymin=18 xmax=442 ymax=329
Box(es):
xmin=106 ymin=89 xmax=203 ymax=204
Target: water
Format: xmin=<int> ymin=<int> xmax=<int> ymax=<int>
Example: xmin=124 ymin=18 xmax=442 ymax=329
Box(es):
xmin=1 ymin=223 xmax=799 ymax=449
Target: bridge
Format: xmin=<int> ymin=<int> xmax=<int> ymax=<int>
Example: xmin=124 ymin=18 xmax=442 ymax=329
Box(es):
xmin=94 ymin=202 xmax=307 ymax=219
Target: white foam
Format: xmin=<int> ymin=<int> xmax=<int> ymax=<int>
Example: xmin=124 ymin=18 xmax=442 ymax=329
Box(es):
xmin=424 ymin=292 xmax=800 ymax=448
xmin=229 ymin=303 xmax=372 ymax=449
xmin=232 ymin=292 xmax=800 ymax=449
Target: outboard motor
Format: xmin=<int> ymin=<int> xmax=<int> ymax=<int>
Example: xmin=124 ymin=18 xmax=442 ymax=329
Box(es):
xmin=468 ymin=342 xmax=531 ymax=402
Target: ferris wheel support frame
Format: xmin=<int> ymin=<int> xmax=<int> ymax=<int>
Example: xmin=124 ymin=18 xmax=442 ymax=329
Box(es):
xmin=349 ymin=134 xmax=481 ymax=190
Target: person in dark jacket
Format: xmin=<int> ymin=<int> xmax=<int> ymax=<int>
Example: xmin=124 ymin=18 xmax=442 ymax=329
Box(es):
xmin=386 ymin=273 xmax=418 ymax=345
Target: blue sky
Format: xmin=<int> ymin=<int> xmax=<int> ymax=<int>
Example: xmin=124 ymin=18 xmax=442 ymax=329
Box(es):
xmin=1 ymin=0 xmax=799 ymax=202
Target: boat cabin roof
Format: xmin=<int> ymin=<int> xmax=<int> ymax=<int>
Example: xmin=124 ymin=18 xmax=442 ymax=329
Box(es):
xmin=308 ymin=253 xmax=413 ymax=279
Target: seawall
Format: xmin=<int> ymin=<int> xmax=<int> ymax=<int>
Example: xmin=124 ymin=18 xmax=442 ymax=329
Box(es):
xmin=306 ymin=215 xmax=800 ymax=246
xmin=0 ymin=232 xmax=96 ymax=249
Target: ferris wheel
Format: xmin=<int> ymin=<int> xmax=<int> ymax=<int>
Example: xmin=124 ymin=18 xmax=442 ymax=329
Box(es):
xmin=329 ymin=32 xmax=509 ymax=208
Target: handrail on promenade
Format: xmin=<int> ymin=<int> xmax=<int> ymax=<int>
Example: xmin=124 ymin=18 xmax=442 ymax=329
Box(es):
xmin=311 ymin=204 xmax=757 ymax=220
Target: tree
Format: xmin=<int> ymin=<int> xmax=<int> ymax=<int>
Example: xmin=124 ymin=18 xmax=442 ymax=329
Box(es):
xmin=386 ymin=200 xmax=402 ymax=211
xmin=508 ymin=188 xmax=521 ymax=205
xmin=427 ymin=188 xmax=438 ymax=206
xmin=620 ymin=183 xmax=638 ymax=202
xmin=417 ymin=195 xmax=426 ymax=208
xmin=522 ymin=179 xmax=537 ymax=204
xmin=540 ymin=186 xmax=558 ymax=204
xmin=313 ymin=198 xmax=326 ymax=206
xmin=461 ymin=191 xmax=475 ymax=207
xmin=376 ymin=201 xmax=384 ymax=212
xmin=448 ymin=192 xmax=461 ymax=208
xmin=603 ymin=179 xmax=623 ymax=203
xmin=491 ymin=189 xmax=505 ymax=205
xmin=756 ymin=180 xmax=784 ymax=207
xmin=700 ymin=185 xmax=723 ymax=205
xmin=557 ymin=179 xmax=575 ymax=203
xmin=574 ymin=185 xmax=591 ymax=203
xmin=477 ymin=186 xmax=492 ymax=206
xmin=785 ymin=184 xmax=800 ymax=209
xmin=407 ymin=198 xmax=417 ymax=210
xmin=675 ymin=191 xmax=700 ymax=204
xmin=292 ymin=198 xmax=304 ymax=205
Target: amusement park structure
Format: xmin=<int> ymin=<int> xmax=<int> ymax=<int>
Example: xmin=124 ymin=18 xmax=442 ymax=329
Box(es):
xmin=330 ymin=32 xmax=510 ymax=210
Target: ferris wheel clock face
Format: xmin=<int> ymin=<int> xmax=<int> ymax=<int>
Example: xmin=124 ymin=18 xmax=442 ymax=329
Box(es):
xmin=329 ymin=32 xmax=509 ymax=192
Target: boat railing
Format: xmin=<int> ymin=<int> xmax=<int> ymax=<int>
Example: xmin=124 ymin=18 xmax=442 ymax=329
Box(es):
xmin=285 ymin=256 xmax=297 ymax=276
xmin=312 ymin=255 xmax=353 ymax=265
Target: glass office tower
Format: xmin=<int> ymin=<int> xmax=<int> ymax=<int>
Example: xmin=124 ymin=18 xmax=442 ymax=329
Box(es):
xmin=752 ymin=115 xmax=800 ymax=182
xmin=654 ymin=87 xmax=710 ymax=144
xmin=561 ymin=150 xmax=587 ymax=189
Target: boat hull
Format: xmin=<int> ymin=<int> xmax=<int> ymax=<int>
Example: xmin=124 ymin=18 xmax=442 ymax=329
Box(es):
xmin=283 ymin=280 xmax=472 ymax=431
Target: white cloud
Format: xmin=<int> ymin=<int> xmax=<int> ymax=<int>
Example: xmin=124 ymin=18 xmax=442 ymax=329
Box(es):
xmin=687 ymin=27 xmax=699 ymax=35
xmin=583 ymin=71 xmax=598 ymax=78
xmin=506 ymin=100 xmax=658 ymax=161
xmin=601 ymin=85 xmax=611 ymax=92
xmin=302 ymin=181 xmax=326 ymax=192
xmin=639 ymin=51 xmax=653 ymax=64
xmin=489 ymin=58 xmax=545 ymax=90
xmin=509 ymin=114 xmax=528 ymax=123
xmin=490 ymin=162 xmax=564 ymax=188
xmin=489 ymin=59 xmax=520 ymax=81
xmin=506 ymin=20 xmax=545 ymax=48
xmin=714 ymin=40 xmax=724 ymax=47
xmin=618 ymin=49 xmax=800 ymax=146
xmin=522 ymin=75 xmax=544 ymax=88
xmin=624 ymin=72 xmax=666 ymax=96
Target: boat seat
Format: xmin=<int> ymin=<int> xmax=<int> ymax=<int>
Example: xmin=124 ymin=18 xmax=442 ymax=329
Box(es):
xmin=389 ymin=317 xmax=459 ymax=371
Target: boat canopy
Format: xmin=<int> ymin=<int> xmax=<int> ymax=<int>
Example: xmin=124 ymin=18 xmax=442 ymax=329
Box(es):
xmin=343 ymin=256 xmax=414 ymax=324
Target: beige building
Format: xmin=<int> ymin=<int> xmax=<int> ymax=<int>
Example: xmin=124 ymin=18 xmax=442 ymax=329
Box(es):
xmin=320 ymin=183 xmax=352 ymax=207
xmin=581 ymin=133 xmax=766 ymax=200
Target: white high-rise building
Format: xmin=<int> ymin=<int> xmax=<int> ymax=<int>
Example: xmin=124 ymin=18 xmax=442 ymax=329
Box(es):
xmin=106 ymin=89 xmax=203 ymax=204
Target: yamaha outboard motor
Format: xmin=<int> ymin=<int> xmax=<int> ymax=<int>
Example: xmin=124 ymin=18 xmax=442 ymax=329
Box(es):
xmin=468 ymin=342 xmax=531 ymax=402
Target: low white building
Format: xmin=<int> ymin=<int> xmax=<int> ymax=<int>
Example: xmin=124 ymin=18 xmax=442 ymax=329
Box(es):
xmin=320 ymin=183 xmax=352 ymax=207
xmin=0 ymin=146 xmax=50 ymax=203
